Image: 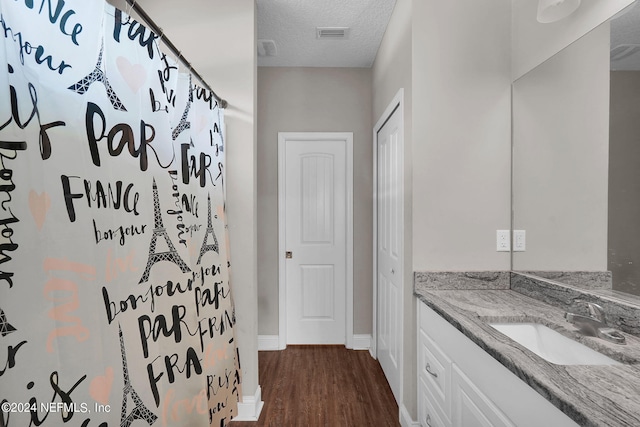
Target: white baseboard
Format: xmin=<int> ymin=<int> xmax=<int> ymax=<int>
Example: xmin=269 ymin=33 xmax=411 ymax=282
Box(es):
xmin=261 ymin=334 xmax=372 ymax=351
xmin=232 ymin=386 xmax=264 ymax=422
xmin=352 ymin=334 xmax=372 ymax=351
xmin=258 ymin=335 xmax=281 ymax=351
xmin=400 ymin=404 xmax=420 ymax=427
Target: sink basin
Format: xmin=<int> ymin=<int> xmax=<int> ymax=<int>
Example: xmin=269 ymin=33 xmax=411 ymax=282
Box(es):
xmin=490 ymin=322 xmax=621 ymax=365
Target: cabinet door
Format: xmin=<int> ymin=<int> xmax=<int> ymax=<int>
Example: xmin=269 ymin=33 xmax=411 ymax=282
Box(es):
xmin=418 ymin=328 xmax=451 ymax=418
xmin=451 ymin=364 xmax=515 ymax=427
xmin=419 ymin=378 xmax=449 ymax=427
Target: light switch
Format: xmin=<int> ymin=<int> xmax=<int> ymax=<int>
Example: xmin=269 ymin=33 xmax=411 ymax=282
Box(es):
xmin=497 ymin=230 xmax=510 ymax=251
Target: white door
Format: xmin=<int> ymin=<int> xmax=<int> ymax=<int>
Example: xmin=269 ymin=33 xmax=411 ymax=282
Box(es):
xmin=280 ymin=133 xmax=351 ymax=345
xmin=376 ymin=97 xmax=403 ymax=403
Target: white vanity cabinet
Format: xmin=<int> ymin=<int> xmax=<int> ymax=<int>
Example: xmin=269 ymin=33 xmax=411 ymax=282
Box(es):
xmin=417 ymin=300 xmax=580 ymax=427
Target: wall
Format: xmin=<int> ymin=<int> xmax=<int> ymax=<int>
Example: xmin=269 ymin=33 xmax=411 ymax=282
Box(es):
xmin=512 ymin=0 xmax=634 ymax=79
xmin=412 ymin=0 xmax=512 ymax=272
xmin=256 ymin=67 xmax=373 ymax=336
xmin=372 ymin=0 xmax=414 ymax=418
xmin=609 ymin=71 xmax=640 ymax=294
xmin=512 ymin=23 xmax=610 ymax=271
xmin=401 ymin=2 xmax=511 ymax=418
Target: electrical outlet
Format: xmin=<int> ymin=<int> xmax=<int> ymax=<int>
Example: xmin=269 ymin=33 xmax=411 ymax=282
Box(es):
xmin=496 ymin=230 xmax=510 ymax=251
xmin=514 ymin=230 xmax=526 ymax=252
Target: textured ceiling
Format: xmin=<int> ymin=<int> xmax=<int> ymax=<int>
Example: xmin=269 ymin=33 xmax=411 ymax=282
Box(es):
xmin=256 ymin=0 xmax=397 ymax=68
xmin=611 ymin=1 xmax=640 ymax=70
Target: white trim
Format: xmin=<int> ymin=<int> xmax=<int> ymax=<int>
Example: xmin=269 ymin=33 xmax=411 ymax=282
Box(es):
xmin=258 ymin=335 xmax=282 ymax=351
xmin=278 ymin=132 xmax=354 ymax=348
xmin=232 ymin=386 xmax=264 ymax=422
xmin=373 ymin=88 xmax=405 ymax=404
xmin=351 ymin=334 xmax=372 ymax=351
xmin=346 ymin=134 xmax=354 ymax=349
xmin=372 ymin=121 xmax=378 ymax=359
xmin=399 ymin=404 xmax=420 ymax=427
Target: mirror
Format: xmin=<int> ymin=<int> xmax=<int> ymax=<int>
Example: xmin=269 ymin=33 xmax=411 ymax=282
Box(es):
xmin=512 ymin=2 xmax=640 ymax=296
xmin=608 ymin=2 xmax=640 ymax=295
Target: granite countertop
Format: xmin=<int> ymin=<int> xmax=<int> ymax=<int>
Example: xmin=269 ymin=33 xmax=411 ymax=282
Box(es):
xmin=414 ymin=286 xmax=640 ymax=427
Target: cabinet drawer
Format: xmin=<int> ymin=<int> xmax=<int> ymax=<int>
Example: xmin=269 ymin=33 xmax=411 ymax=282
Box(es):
xmin=419 ymin=378 xmax=450 ymax=427
xmin=418 ymin=329 xmax=451 ymax=414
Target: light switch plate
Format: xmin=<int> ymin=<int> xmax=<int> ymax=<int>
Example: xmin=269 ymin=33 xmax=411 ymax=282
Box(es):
xmin=497 ymin=230 xmax=510 ymax=251
xmin=514 ymin=230 xmax=526 ymax=251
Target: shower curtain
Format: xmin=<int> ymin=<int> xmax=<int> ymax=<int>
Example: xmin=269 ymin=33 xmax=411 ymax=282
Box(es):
xmin=0 ymin=1 xmax=241 ymax=426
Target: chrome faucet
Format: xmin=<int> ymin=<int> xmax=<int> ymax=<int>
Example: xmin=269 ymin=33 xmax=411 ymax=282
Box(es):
xmin=565 ymin=302 xmax=626 ymax=345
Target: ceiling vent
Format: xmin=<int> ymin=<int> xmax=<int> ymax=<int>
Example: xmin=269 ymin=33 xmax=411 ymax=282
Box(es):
xmin=257 ymin=39 xmax=278 ymax=57
xmin=316 ymin=27 xmax=349 ymax=39
xmin=611 ymin=44 xmax=640 ymax=62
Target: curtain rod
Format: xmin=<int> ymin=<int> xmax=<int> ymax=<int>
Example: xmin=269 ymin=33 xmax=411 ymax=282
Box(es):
xmin=124 ymin=0 xmax=228 ymax=109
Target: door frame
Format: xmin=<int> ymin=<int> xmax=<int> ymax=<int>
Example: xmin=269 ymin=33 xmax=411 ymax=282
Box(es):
xmin=372 ymin=89 xmax=404 ymax=401
xmin=278 ymin=132 xmax=354 ymax=350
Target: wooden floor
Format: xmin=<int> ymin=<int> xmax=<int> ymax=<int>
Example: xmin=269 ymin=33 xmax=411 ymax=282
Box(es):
xmin=231 ymin=345 xmax=400 ymax=427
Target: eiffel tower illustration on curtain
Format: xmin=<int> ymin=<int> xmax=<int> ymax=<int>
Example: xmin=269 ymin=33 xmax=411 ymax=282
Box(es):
xmin=0 ymin=308 xmax=16 ymax=337
xmin=196 ymin=194 xmax=220 ymax=265
xmin=172 ymin=76 xmax=193 ymax=140
xmin=118 ymin=325 xmax=157 ymax=427
xmin=68 ymin=41 xmax=127 ymax=111
xmin=139 ymin=179 xmax=190 ymax=283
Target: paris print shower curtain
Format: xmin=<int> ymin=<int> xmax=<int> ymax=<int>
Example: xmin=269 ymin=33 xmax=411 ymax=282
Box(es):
xmin=0 ymin=1 xmax=241 ymax=426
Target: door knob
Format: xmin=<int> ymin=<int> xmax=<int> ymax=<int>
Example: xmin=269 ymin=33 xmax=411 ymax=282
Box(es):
xmin=286 ymin=251 xmax=293 ymax=259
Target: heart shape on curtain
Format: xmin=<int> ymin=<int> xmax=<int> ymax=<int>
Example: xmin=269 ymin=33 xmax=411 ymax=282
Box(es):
xmin=116 ymin=57 xmax=147 ymax=93
xmin=89 ymin=366 xmax=114 ymax=405
xmin=28 ymin=190 xmax=51 ymax=230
